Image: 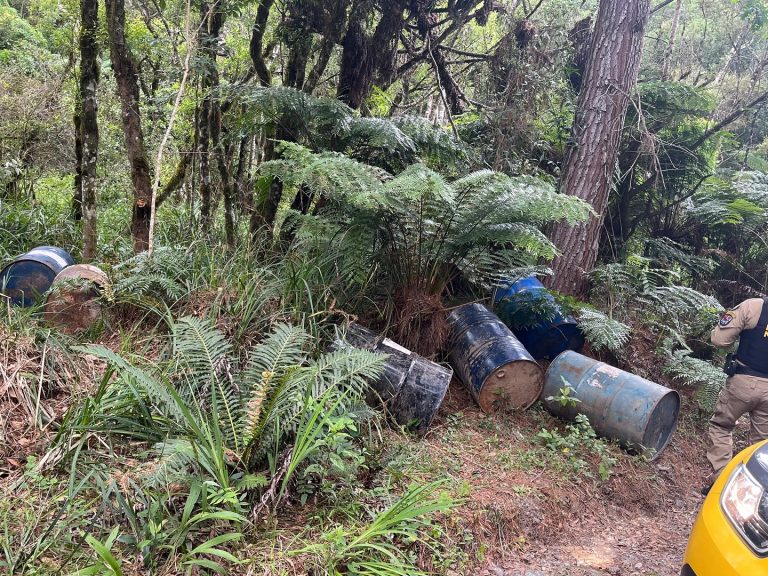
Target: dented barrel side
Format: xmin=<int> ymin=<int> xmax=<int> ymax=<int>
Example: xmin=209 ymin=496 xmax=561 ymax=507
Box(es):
xmin=543 ymin=351 xmax=680 ymax=458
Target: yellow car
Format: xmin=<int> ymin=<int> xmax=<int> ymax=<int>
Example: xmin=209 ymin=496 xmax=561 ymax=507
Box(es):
xmin=683 ymin=439 xmax=768 ymax=575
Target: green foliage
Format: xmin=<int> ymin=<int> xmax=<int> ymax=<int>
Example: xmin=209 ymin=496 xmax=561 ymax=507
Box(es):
xmin=264 ymin=144 xmax=591 ymax=316
xmin=544 ymin=383 xmax=581 ymax=408
xmin=662 ymin=348 xmax=727 ymax=412
xmin=70 ymin=527 xmax=123 ymax=576
xmin=536 ymin=414 xmax=617 ymax=481
xmin=0 ymin=0 xmax=51 ymax=72
xmin=228 ymin=86 xmax=468 ymax=171
xmin=296 ymin=481 xmax=456 ymax=576
xmin=587 ymin=259 xmax=722 ymax=334
xmin=575 ymin=308 xmax=631 ymax=354
xmin=42 ymin=316 xmax=386 ymax=571
xmin=112 ymin=246 xmax=193 ymax=305
xmin=686 ymin=172 xmax=768 ymax=299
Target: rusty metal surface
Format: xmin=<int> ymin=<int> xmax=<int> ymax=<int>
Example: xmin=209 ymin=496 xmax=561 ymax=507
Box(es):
xmin=52 ymin=264 xmax=109 ymax=287
xmin=44 ymin=264 xmax=109 ymax=334
xmin=494 ymin=276 xmax=584 ymax=360
xmin=447 ymin=303 xmax=543 ymax=411
xmin=543 ymin=351 xmax=680 ymax=458
xmin=0 ymin=246 xmax=74 ymax=307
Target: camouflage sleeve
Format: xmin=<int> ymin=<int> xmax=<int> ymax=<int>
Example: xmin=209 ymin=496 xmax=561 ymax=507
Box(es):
xmin=710 ymin=299 xmax=763 ymax=348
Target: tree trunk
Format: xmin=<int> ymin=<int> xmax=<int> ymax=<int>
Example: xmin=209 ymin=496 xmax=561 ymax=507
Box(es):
xmin=660 ymin=0 xmax=682 ymax=81
xmin=249 ymin=0 xmax=274 ymax=86
xmin=72 ymin=111 xmax=83 ymax=219
xmin=196 ymin=1 xmax=225 ymax=232
xmin=547 ymin=0 xmax=650 ymax=296
xmin=79 ymin=0 xmax=99 ymax=261
xmin=415 ymin=8 xmax=464 ymax=115
xmin=337 ymin=2 xmax=406 ymax=109
xmin=284 ymin=34 xmax=311 ymax=89
xmin=197 ymin=95 xmax=213 ymax=229
xmin=105 ymin=0 xmax=153 ymax=253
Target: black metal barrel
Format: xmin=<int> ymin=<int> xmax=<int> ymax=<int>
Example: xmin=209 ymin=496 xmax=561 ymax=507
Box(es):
xmin=341 ymin=324 xmax=452 ymax=434
xmin=0 ymin=246 xmax=74 ymax=307
xmin=447 ymin=303 xmax=544 ymax=412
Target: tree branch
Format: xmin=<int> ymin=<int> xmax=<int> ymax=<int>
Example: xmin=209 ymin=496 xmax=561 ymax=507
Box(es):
xmin=689 ymin=90 xmax=768 ymax=150
xmin=650 ymin=0 xmax=674 ymax=14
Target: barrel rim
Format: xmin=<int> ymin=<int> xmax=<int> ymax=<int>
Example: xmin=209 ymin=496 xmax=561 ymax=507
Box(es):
xmin=478 ymin=357 xmax=544 ymax=410
xmin=640 ymin=389 xmax=681 ymax=460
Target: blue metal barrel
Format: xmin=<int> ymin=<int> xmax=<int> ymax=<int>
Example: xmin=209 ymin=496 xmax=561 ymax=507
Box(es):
xmin=448 ymin=303 xmax=543 ymax=412
xmin=0 ymin=246 xmax=74 ymax=307
xmin=543 ymin=351 xmax=680 ymax=459
xmin=494 ymin=277 xmax=584 ymax=360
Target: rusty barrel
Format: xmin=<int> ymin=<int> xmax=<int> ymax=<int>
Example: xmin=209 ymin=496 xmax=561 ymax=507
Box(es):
xmin=0 ymin=246 xmax=74 ymax=307
xmin=543 ymin=351 xmax=680 ymax=458
xmin=494 ymin=276 xmax=584 ymax=360
xmin=44 ymin=264 xmax=109 ymax=334
xmin=447 ymin=303 xmax=543 ymax=412
xmin=342 ymin=324 xmax=452 ymax=434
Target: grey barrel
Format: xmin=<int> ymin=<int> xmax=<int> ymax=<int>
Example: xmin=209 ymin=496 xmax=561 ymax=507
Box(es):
xmin=543 ymin=351 xmax=680 ymax=458
xmin=447 ymin=303 xmax=544 ymax=413
xmin=0 ymin=246 xmax=74 ymax=307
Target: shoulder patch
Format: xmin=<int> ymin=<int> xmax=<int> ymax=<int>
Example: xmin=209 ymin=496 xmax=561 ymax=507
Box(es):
xmin=720 ymin=313 xmax=734 ymax=327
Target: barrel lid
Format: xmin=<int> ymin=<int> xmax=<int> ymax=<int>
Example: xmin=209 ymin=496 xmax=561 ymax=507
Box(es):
xmin=52 ymin=264 xmax=110 ymax=287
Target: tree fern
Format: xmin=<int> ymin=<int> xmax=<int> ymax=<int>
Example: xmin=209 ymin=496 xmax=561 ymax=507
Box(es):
xmin=663 ymin=348 xmax=726 ymax=411
xmin=270 ymin=144 xmax=591 ymax=320
xmin=227 ymin=86 xmax=467 ymax=170
xmin=576 ymin=308 xmax=631 ymax=354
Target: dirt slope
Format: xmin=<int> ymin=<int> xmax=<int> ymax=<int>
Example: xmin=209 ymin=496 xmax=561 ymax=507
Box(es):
xmin=415 ymin=381 xmax=716 ymax=576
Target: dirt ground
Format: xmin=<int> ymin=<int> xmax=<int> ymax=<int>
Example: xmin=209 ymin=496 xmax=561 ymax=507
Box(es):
xmin=0 ymin=325 xmax=731 ymax=576
xmin=424 ymin=381 xmax=718 ymax=576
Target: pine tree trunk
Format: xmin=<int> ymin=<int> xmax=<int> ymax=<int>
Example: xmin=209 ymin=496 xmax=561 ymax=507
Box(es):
xmin=547 ymin=0 xmax=650 ymax=296
xmin=79 ymin=0 xmax=99 ymax=261
xmin=105 ymin=0 xmax=153 ymax=253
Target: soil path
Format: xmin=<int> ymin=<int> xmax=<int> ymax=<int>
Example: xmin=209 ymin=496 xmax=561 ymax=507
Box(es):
xmin=430 ymin=383 xmax=716 ymax=576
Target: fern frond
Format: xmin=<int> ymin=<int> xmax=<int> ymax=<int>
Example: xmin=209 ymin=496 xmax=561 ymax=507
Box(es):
xmin=172 ymin=316 xmax=233 ymax=388
xmin=347 ymin=117 xmax=417 ymax=156
xmin=239 ymin=323 xmax=310 ymax=447
xmin=663 ymin=349 xmax=726 ymax=411
xmin=77 ymin=344 xmax=185 ymax=426
xmin=576 ymin=308 xmax=631 ymax=354
xmin=141 ymin=439 xmax=199 ymax=490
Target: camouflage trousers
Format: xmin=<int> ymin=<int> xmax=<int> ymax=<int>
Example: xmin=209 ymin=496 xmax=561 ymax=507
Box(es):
xmin=707 ymin=373 xmax=768 ymax=476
